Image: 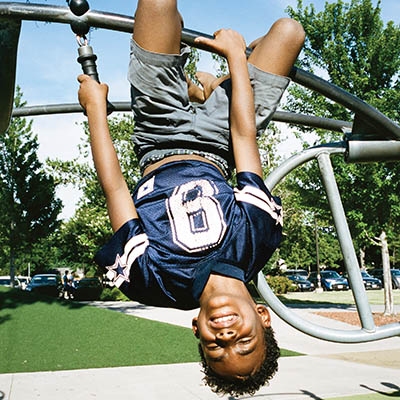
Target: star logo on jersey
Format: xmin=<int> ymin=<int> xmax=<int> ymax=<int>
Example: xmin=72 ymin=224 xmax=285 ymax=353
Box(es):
xmin=105 ymin=254 xmax=130 ymax=288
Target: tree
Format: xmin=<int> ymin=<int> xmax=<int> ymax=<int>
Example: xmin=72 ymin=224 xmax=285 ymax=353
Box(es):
xmin=0 ymin=87 xmax=62 ymax=280
xmin=285 ymin=0 xmax=400 ymax=313
xmin=48 ymin=113 xmax=140 ymax=272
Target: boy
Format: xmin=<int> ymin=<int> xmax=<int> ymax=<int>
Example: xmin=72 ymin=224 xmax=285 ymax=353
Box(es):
xmin=78 ymin=0 xmax=304 ymax=395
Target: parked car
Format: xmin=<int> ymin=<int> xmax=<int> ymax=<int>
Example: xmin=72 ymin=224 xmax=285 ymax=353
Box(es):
xmin=73 ymin=277 xmax=103 ymax=301
xmin=283 ymin=269 xmax=309 ymax=278
xmin=308 ymin=270 xmax=349 ymax=291
xmin=370 ymin=268 xmax=400 ymax=289
xmin=25 ymin=274 xmax=62 ymax=297
xmin=0 ymin=276 xmax=21 ymax=288
xmin=287 ymin=274 xmax=315 ymax=292
xmin=343 ymin=271 xmax=382 ymax=290
xmin=360 ymin=271 xmax=382 ymax=290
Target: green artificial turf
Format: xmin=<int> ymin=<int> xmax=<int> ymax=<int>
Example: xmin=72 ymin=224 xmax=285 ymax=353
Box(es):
xmin=0 ymin=287 xmax=300 ymax=373
xmin=0 ymin=287 xmax=199 ymax=373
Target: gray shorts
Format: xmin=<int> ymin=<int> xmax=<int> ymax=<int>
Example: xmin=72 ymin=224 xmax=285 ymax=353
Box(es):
xmin=128 ymin=39 xmax=290 ymax=176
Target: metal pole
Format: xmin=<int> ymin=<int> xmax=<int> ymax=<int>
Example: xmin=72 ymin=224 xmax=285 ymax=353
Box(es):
xmin=316 ymin=151 xmax=375 ymax=331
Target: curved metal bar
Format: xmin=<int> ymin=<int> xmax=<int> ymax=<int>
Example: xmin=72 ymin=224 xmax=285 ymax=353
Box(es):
xmin=290 ymin=68 xmax=400 ymax=140
xmin=262 ymin=144 xmax=400 ymax=342
xmin=257 ymin=276 xmax=400 ymax=342
xmin=1 ymin=2 xmax=399 ymax=139
xmin=11 ymin=102 xmax=129 ymax=117
xmin=0 ymin=18 xmax=20 ymax=133
xmin=265 ymin=142 xmax=346 ymax=190
xmin=0 ymin=3 xmax=133 ymax=33
xmin=11 ymin=102 xmax=353 ymax=133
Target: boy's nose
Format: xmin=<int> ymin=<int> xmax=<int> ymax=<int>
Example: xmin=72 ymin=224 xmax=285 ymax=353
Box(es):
xmin=216 ymin=329 xmax=236 ymax=342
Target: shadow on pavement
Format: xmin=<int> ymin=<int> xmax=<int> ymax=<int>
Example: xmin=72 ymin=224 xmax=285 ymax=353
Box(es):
xmin=360 ymin=382 xmax=400 ymax=397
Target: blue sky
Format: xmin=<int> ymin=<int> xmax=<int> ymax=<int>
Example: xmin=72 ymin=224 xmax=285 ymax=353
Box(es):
xmin=4 ymin=0 xmax=399 ymax=218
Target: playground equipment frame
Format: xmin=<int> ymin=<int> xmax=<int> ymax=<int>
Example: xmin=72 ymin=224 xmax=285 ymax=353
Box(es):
xmin=1 ymin=2 xmax=399 ymax=343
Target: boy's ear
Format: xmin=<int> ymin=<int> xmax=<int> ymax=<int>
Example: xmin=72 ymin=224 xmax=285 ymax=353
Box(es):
xmin=191 ymin=317 xmax=200 ymax=338
xmin=256 ymin=304 xmax=271 ymax=328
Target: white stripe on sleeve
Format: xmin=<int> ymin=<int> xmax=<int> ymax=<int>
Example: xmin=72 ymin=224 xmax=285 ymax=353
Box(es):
xmin=234 ymin=186 xmax=283 ymax=226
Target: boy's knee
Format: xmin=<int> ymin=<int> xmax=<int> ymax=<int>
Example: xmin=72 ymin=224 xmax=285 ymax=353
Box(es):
xmin=135 ymin=0 xmax=181 ymax=27
xmin=271 ymin=18 xmax=305 ymax=45
xmin=138 ymin=0 xmax=177 ymax=13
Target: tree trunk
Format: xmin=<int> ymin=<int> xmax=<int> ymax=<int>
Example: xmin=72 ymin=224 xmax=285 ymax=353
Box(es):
xmin=10 ymin=252 xmax=16 ymax=288
xmin=380 ymin=231 xmax=394 ymax=316
xmin=9 ymin=220 xmax=16 ymax=288
xmin=359 ymin=247 xmax=366 ymax=270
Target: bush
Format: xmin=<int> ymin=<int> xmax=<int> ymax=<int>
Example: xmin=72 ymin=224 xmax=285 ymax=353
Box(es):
xmin=99 ymin=287 xmax=130 ymax=301
xmin=266 ymin=275 xmax=294 ymax=294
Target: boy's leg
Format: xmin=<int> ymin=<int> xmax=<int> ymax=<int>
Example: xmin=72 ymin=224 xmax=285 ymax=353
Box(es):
xmin=189 ymin=19 xmax=304 ymax=102
xmin=133 ymin=0 xmax=182 ymax=54
xmin=248 ymin=18 xmax=305 ymax=76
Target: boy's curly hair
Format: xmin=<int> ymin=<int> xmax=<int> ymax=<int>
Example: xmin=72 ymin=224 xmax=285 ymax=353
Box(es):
xmin=198 ymin=326 xmax=279 ymax=397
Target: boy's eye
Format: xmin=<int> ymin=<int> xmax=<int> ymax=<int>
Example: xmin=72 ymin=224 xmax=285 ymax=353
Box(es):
xmin=238 ymin=338 xmax=252 ymax=345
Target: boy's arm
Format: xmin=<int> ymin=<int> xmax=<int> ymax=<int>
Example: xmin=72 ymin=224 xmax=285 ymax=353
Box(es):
xmin=78 ymin=75 xmax=138 ymax=232
xmin=195 ymin=30 xmax=262 ymax=177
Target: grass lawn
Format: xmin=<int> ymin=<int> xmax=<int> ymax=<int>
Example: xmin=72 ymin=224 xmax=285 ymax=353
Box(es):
xmin=0 ymin=287 xmax=200 ymax=373
xmin=0 ymin=287 xmax=299 ymax=373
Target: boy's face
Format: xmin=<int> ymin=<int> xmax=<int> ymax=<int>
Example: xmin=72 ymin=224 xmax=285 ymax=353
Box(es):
xmin=192 ymin=295 xmax=271 ymax=379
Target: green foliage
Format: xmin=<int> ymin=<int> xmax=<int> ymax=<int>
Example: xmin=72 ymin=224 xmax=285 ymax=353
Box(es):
xmin=211 ymin=53 xmax=228 ymax=77
xmin=258 ymin=123 xmax=286 ymax=176
xmin=287 ymin=0 xmax=400 ymax=114
xmin=184 ymin=47 xmax=200 ymax=81
xmin=100 ymin=286 xmax=130 ymax=301
xmin=266 ymin=275 xmax=295 ymax=294
xmin=48 ymin=114 xmax=140 ymax=266
xmin=0 ymin=87 xmax=62 ymax=274
xmin=280 ymin=0 xmax=400 ymax=270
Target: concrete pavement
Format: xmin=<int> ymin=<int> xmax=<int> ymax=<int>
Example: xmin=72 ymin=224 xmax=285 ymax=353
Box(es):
xmin=0 ymin=301 xmax=399 ymax=400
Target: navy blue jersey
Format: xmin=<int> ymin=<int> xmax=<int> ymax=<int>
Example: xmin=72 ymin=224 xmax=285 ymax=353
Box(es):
xmin=95 ymin=160 xmax=282 ymax=310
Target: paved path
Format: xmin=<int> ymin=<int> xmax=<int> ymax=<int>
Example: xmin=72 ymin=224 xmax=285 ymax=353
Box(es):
xmin=1 ymin=301 xmax=399 ymax=400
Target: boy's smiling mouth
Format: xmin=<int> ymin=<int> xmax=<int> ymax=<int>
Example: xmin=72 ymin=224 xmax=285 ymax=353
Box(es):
xmin=210 ymin=313 xmax=239 ymax=328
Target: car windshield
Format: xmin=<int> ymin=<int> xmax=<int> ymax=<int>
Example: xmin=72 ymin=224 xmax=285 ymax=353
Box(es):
xmin=361 ymin=271 xmax=371 ymax=277
xmin=33 ymin=276 xmax=57 ymax=283
xmin=291 ymin=275 xmax=307 ymax=282
xmin=322 ymin=271 xmax=341 ymax=279
xmin=0 ymin=278 xmax=11 ymax=285
xmin=392 ymin=270 xmax=400 ymax=276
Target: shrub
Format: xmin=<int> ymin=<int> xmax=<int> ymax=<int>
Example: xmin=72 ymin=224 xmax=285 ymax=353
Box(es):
xmin=266 ymin=275 xmax=294 ymax=294
xmin=100 ymin=287 xmax=130 ymax=301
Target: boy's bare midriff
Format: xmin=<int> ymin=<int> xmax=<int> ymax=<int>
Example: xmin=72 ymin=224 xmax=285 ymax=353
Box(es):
xmin=142 ymin=154 xmax=224 ymax=176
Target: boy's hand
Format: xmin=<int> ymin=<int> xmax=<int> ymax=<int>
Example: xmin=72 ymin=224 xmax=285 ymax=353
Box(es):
xmin=194 ymin=29 xmax=246 ymax=60
xmin=77 ymin=74 xmax=109 ymax=112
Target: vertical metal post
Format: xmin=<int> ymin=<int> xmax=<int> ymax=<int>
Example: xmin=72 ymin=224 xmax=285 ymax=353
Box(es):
xmin=316 ymin=152 xmax=375 ymax=331
xmin=0 ymin=18 xmax=21 ymax=134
